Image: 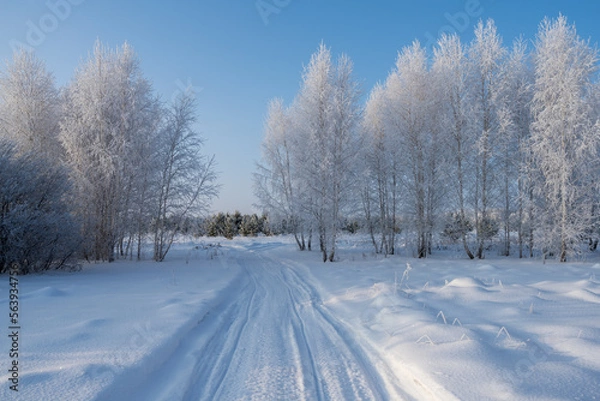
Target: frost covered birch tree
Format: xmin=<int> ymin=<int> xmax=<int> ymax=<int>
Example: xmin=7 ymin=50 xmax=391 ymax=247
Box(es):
xmin=254 ymin=99 xmax=309 ymax=250
xmin=325 ymin=53 xmax=362 ymax=261
xmin=433 ymin=34 xmax=476 ymax=259
xmin=531 ymin=15 xmax=599 ymax=262
xmin=294 ymin=44 xmax=336 ymax=262
xmin=61 ymin=41 xmax=161 ymax=261
xmin=385 ymin=42 xmax=442 ymax=258
xmin=257 ymin=44 xmax=361 ymax=262
xmin=152 ymin=93 xmax=218 ymax=262
xmin=362 ymin=84 xmax=400 ymax=255
xmin=497 ymin=39 xmax=534 ymax=257
xmin=469 ymin=20 xmax=506 ymax=259
xmin=0 ymin=50 xmax=62 ymax=159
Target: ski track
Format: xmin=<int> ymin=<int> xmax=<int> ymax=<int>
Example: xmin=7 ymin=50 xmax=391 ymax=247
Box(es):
xmin=107 ymin=244 xmax=410 ymax=401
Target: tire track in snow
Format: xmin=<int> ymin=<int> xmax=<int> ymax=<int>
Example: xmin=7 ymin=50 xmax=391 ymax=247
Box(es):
xmin=284 ymin=274 xmax=326 ymax=400
xmin=281 ymin=265 xmax=380 ymax=399
xmin=206 ymin=253 xmax=308 ymax=400
xmin=92 ymin=257 xmax=251 ymax=401
xmin=182 ymin=261 xmax=260 ymax=400
xmin=279 ymin=257 xmax=463 ymax=401
xmin=104 ymin=245 xmax=413 ymax=400
xmin=277 ymin=257 xmax=413 ymax=400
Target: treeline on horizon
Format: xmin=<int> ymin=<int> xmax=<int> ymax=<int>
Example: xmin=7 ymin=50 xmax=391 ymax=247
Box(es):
xmin=2 ymin=14 xmax=599 ymax=274
xmin=255 ymin=15 xmax=600 ymax=263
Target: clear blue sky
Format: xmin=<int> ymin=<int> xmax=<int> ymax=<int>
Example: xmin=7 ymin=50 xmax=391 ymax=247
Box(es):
xmin=1 ymin=0 xmax=599 ymax=214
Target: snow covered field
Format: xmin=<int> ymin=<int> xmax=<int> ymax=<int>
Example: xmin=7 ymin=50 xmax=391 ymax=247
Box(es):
xmin=2 ymin=236 xmax=600 ymax=400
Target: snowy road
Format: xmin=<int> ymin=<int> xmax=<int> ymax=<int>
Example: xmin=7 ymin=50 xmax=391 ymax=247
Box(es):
xmin=6 ymin=237 xmax=599 ymax=401
xmin=102 ymin=244 xmax=410 ymax=401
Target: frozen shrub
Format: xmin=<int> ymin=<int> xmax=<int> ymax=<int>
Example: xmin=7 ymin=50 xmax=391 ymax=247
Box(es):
xmin=0 ymin=140 xmax=80 ymax=274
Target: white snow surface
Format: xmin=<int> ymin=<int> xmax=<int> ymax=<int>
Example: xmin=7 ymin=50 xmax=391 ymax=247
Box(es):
xmin=2 ymin=236 xmax=600 ymax=400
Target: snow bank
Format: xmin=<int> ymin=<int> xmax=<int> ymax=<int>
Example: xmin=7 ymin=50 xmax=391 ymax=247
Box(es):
xmin=2 ymin=237 xmax=600 ymax=400
xmin=284 ymin=244 xmax=600 ymax=400
xmin=0 ymin=242 xmax=241 ymax=401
